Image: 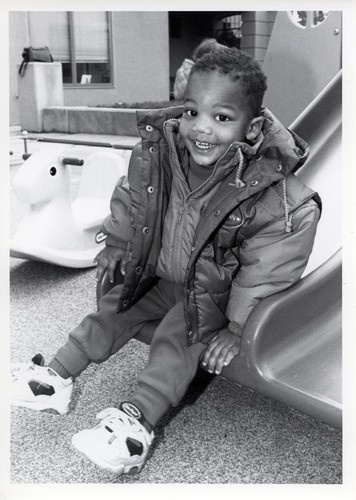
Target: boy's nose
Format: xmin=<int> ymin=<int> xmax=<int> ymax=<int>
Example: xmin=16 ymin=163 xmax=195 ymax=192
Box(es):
xmin=192 ymin=116 xmax=213 ymax=135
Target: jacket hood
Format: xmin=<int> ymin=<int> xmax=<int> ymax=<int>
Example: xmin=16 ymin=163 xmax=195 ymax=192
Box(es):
xmin=259 ymin=107 xmax=310 ymax=173
xmin=136 ymin=105 xmax=310 ymax=175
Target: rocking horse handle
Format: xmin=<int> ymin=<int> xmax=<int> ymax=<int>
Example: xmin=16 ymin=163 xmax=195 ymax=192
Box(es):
xmin=60 ymin=156 xmax=85 ymax=166
xmin=21 ymin=154 xmax=84 ymax=165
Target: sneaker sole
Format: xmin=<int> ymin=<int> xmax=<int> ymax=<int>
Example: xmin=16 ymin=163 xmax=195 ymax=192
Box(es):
xmin=11 ymin=399 xmax=70 ymax=415
xmin=71 ymin=434 xmax=146 ymax=475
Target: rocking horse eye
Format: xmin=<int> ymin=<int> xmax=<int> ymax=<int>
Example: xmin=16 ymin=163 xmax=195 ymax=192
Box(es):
xmin=50 ymin=166 xmax=57 ymax=176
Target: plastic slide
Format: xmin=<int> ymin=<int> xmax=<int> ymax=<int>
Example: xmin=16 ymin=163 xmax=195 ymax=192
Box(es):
xmin=221 ymin=71 xmax=342 ymax=429
xmin=97 ymin=71 xmax=342 ymax=429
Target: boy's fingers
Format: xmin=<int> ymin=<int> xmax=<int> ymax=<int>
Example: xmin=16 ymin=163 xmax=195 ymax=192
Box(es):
xmin=96 ymin=263 xmax=105 ymax=281
xmin=222 ymin=346 xmax=240 ymax=367
xmin=207 ymin=343 xmax=241 ymax=375
xmin=204 ymin=344 xmax=224 ymax=373
xmin=214 ymin=345 xmax=233 ymax=374
xmin=95 ymin=254 xmax=108 ymax=281
xmin=120 ymin=259 xmax=126 ymax=276
xmin=201 ymin=341 xmax=216 ymax=368
xmin=107 ymin=260 xmax=118 ymax=283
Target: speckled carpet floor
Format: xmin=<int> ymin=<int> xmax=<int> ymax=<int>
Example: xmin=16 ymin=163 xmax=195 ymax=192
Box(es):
xmin=9 ymin=258 xmax=342 ymax=484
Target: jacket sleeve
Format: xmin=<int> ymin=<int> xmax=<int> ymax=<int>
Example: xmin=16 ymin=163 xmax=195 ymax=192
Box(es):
xmin=225 ymin=199 xmax=320 ymax=335
xmin=100 ymin=143 xmax=143 ymax=250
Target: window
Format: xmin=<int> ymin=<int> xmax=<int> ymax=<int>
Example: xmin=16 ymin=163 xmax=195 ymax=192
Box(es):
xmin=214 ymin=14 xmax=243 ymax=49
xmin=287 ymin=11 xmax=330 ymax=29
xmin=28 ymin=11 xmax=112 ymax=86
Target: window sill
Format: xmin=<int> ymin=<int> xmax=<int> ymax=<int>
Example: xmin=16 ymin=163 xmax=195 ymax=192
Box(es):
xmin=63 ymin=84 xmax=115 ymax=89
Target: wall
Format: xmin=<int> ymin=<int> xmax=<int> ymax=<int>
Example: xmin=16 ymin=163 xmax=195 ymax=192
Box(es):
xmin=9 ymin=11 xmax=170 ymax=127
xmin=63 ymin=11 xmax=170 ymax=107
xmin=241 ymin=11 xmax=277 ymax=65
xmin=9 ymin=12 xmax=29 ymax=127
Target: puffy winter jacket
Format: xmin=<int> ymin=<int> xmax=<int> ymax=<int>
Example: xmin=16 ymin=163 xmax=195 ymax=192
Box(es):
xmin=102 ymin=106 xmax=321 ymax=345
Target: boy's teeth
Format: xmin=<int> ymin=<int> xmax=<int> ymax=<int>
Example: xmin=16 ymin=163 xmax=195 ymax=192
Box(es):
xmin=195 ymin=141 xmax=215 ymax=150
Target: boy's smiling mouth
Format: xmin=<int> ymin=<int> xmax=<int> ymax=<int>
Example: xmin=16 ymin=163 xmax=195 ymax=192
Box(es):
xmin=193 ymin=141 xmax=216 ymax=151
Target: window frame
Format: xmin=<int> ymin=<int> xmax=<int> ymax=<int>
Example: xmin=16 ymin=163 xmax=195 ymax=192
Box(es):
xmin=64 ymin=11 xmax=114 ymax=89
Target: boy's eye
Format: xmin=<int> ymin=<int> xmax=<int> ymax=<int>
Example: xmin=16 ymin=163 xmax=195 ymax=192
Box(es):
xmin=184 ymin=109 xmax=197 ymax=118
xmin=216 ymin=114 xmax=231 ymax=122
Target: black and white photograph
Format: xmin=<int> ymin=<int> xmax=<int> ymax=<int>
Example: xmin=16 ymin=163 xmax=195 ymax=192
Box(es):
xmin=3 ymin=3 xmax=356 ymax=499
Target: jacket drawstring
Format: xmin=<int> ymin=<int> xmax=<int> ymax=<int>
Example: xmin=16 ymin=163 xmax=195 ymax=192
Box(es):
xmin=234 ymin=147 xmax=292 ymax=234
xmin=234 ymin=147 xmax=246 ymax=188
xmin=283 ymin=177 xmax=293 ymax=233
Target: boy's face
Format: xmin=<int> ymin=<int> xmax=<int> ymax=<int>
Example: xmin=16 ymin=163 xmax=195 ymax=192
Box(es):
xmin=180 ymin=70 xmax=258 ymax=168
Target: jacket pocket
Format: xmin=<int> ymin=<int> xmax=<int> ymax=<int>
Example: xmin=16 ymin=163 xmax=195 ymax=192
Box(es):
xmin=215 ymin=207 xmax=245 ymax=249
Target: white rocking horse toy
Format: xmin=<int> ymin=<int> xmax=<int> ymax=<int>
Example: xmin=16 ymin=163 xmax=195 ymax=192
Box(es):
xmin=10 ymin=144 xmax=131 ymax=268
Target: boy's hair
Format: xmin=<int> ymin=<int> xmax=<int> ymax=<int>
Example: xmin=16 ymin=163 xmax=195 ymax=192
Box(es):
xmin=190 ymin=47 xmax=267 ymax=117
xmin=192 ymin=38 xmax=224 ymax=61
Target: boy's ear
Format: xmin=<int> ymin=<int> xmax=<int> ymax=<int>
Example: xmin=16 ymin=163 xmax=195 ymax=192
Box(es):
xmin=246 ymin=117 xmax=264 ymax=141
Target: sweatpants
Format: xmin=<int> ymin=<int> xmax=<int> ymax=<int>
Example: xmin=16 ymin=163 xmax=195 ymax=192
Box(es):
xmin=52 ymin=279 xmax=206 ymax=426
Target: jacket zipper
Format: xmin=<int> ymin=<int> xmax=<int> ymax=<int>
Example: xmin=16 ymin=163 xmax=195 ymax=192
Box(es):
xmin=163 ymin=120 xmax=186 ymax=226
xmin=177 ymin=202 xmax=185 ymax=224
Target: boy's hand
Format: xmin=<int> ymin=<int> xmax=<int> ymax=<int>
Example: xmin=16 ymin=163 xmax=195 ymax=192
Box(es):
xmin=201 ymin=328 xmax=241 ymax=375
xmin=94 ymin=245 xmax=127 ymax=283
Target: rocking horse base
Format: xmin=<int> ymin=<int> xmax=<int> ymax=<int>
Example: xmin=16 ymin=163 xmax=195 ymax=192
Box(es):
xmin=10 ymin=241 xmax=104 ymax=268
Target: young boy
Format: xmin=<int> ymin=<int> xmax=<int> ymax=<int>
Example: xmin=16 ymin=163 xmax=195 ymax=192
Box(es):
xmin=11 ymin=47 xmax=320 ymax=475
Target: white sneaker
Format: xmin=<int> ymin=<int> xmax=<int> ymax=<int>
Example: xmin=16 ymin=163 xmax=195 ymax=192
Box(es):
xmin=71 ymin=407 xmax=154 ymax=474
xmin=11 ymin=358 xmax=73 ymax=415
